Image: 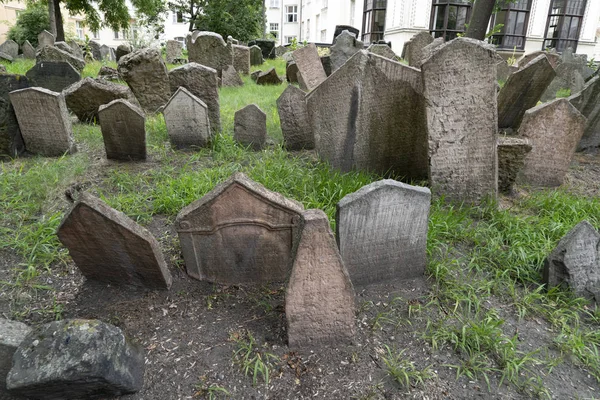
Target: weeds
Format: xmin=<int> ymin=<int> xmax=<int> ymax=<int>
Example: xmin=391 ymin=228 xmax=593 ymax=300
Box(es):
xmin=380 ymin=345 xmax=433 ymax=388
xmin=230 ymin=330 xmax=279 ymax=386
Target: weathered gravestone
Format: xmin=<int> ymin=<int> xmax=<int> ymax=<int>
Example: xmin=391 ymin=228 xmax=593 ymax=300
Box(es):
xmin=293 ymin=43 xmax=328 ymax=92
xmin=307 ymin=51 xmax=428 ymax=180
xmin=497 ymin=136 xmax=532 ymax=194
xmin=517 ymin=98 xmax=586 ymax=187
xmin=116 ymin=43 xmax=131 ymax=62
xmin=21 ymin=40 xmax=36 ymax=59
xmin=401 ymin=31 xmax=433 ymax=67
xmin=186 ymin=31 xmax=233 ymax=77
xmin=98 ymin=99 xmax=146 ymax=161
xmin=286 ymin=209 xmax=355 ymax=349
xmin=221 ymin=65 xmax=244 ymax=87
xmin=330 ymin=30 xmax=364 ymax=73
xmin=497 ymin=54 xmax=556 ymax=130
xmin=286 ymin=62 xmax=299 ymax=83
xmin=99 ymin=44 xmax=113 ymax=61
xmin=519 ymin=50 xmax=560 ymax=70
xmin=421 ymin=37 xmax=498 ymax=204
xmin=336 ymin=179 xmax=431 ymax=286
xmin=367 ymin=43 xmax=398 ymax=60
xmin=543 ymin=221 xmax=600 ymax=302
xmin=88 ymin=40 xmax=102 ymax=60
xmin=0 ymin=40 xmax=18 ymax=59
xmin=67 ymin=40 xmax=84 ymax=59
xmin=321 ymin=55 xmax=332 ymax=76
xmin=234 ymin=104 xmax=267 ymax=150
xmin=250 ymin=70 xmax=261 ymax=82
xmin=0 ymin=319 xmax=31 ymax=400
xmin=176 ymin=172 xmax=304 ymax=284
xmin=37 ymin=30 xmax=55 ymax=49
xmin=166 ymin=40 xmax=183 ymax=63
xmin=232 ymin=44 xmax=250 ymax=75
xmin=250 ymin=45 xmax=263 ymax=66
xmin=57 ymin=193 xmax=171 ymax=288
xmin=495 ymin=53 xmax=516 ymax=82
xmin=416 ymin=37 xmax=444 ymax=68
xmin=10 ymin=87 xmax=76 ymax=157
xmin=163 ymin=87 xmax=211 ymax=149
xmin=569 ymin=75 xmax=600 ymax=151
xmin=256 ymin=67 xmax=282 ymax=85
xmin=25 ymin=61 xmax=81 ymax=93
xmin=542 ymin=48 xmax=588 ymax=101
xmin=0 ymin=52 xmax=13 ymax=63
xmin=97 ymin=65 xmax=119 ymax=80
xmin=118 ymin=47 xmax=170 ymax=113
xmin=168 ymin=63 xmax=221 ymax=133
xmin=0 ymin=74 xmax=29 ymax=158
xmin=7 ymin=319 xmax=145 ymax=399
xmin=55 ymin=41 xmax=77 ymax=56
xmin=248 ymin=39 xmax=275 ymax=60
xmin=333 ymin=25 xmax=359 ymax=41
xmin=277 ymin=85 xmax=313 ymax=151
xmin=36 ymin=45 xmax=85 ymax=71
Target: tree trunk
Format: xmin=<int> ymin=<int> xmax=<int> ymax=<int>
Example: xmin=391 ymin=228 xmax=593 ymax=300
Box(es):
xmin=465 ymin=0 xmax=496 ymax=41
xmin=47 ymin=0 xmax=57 ymax=36
xmin=54 ymin=0 xmax=65 ymax=41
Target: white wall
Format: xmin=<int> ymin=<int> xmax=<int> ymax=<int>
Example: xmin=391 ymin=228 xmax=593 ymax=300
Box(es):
xmin=383 ymin=0 xmax=431 ymax=54
xmin=299 ymin=0 xmax=363 ymax=44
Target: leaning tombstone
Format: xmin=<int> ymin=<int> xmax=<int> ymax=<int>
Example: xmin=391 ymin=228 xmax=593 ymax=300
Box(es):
xmin=250 ymin=45 xmax=263 ymax=66
xmin=37 ymin=30 xmax=55 ymax=48
xmin=286 ymin=62 xmax=299 ymax=83
xmin=55 ymin=41 xmax=77 ymax=56
xmin=333 ymin=25 xmax=359 ymax=41
xmin=367 ymin=43 xmax=398 ymax=60
xmin=186 ymin=31 xmax=233 ymax=77
xmin=401 ymin=31 xmax=433 ymax=67
xmin=67 ymin=40 xmax=84 ymax=59
xmin=234 ymin=104 xmax=267 ymax=150
xmin=497 ymin=136 xmax=532 ymax=194
xmin=116 ymin=43 xmax=131 ymax=62
xmin=176 ymin=172 xmax=304 ymax=284
xmin=232 ymin=44 xmax=251 ymax=75
xmin=570 ymin=76 xmax=600 ymax=151
xmin=542 ymin=48 xmax=588 ymax=101
xmin=36 ymin=45 xmax=85 ymax=71
xmin=292 ymin=43 xmax=327 ymax=91
xmin=277 ymin=85 xmax=313 ymax=150
xmin=0 ymin=319 xmax=31 ymax=400
xmin=98 ymin=99 xmax=146 ymax=161
xmin=10 ymin=87 xmax=76 ymax=157
xmin=256 ymin=67 xmax=282 ymax=85
xmin=166 ymin=40 xmax=183 ymax=63
xmin=330 ymin=30 xmax=364 ymax=73
xmin=99 ymin=44 xmax=113 ymax=61
xmin=25 ymin=61 xmax=81 ymax=93
xmin=415 ymin=37 xmax=444 ymax=68
xmin=163 ymin=87 xmax=211 ymax=149
xmin=221 ymin=65 xmax=244 ymax=87
xmin=88 ymin=40 xmax=102 ymax=60
xmin=518 ymin=50 xmax=560 ymax=69
xmin=21 ymin=40 xmax=36 ymax=59
xmin=248 ymin=39 xmax=275 ymax=60
xmin=286 ymin=209 xmax=355 ymax=349
xmin=320 ymin=55 xmax=332 ymax=76
xmin=0 ymin=74 xmax=30 ymax=158
xmin=0 ymin=40 xmax=18 ymax=59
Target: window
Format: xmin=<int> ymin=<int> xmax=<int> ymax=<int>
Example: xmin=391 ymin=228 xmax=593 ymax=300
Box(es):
xmin=285 ymin=36 xmax=297 ymax=44
xmin=172 ymin=11 xmax=184 ymax=23
xmin=543 ymin=0 xmax=588 ymax=52
xmin=270 ymin=23 xmax=279 ymax=39
xmin=322 ymin=0 xmax=328 ymax=8
xmin=321 ymin=29 xmax=327 ymax=42
xmin=76 ymin=21 xmax=84 ymax=40
xmin=92 ymin=30 xmax=100 ymax=39
xmin=270 ymin=0 xmax=280 ymax=7
xmin=174 ymin=36 xmax=185 ymax=43
xmin=430 ymin=0 xmax=472 ymax=41
xmin=114 ymin=30 xmax=120 ymax=39
xmin=362 ymin=0 xmax=387 ymax=43
xmin=490 ymin=0 xmax=532 ymax=50
xmin=286 ymin=5 xmax=298 ymax=23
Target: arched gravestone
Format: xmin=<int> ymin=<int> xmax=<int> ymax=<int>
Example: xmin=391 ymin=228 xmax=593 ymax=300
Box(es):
xmin=37 ymin=30 xmax=55 ymax=49
xmin=186 ymin=31 xmax=233 ymax=77
xmin=98 ymin=99 xmax=146 ymax=161
xmin=25 ymin=61 xmax=81 ymax=93
xmin=163 ymin=87 xmax=211 ymax=149
xmin=176 ymin=172 xmax=304 ymax=284
xmin=232 ymin=44 xmax=250 ymax=75
xmin=0 ymin=40 xmax=18 ymax=59
xmin=250 ymin=45 xmax=263 ymax=66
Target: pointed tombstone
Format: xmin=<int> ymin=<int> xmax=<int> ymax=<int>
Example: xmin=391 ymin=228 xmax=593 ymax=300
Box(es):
xmin=0 ymin=40 xmax=18 ymax=59
xmin=98 ymin=99 xmax=146 ymax=161
xmin=21 ymin=41 xmax=36 ymax=59
xmin=163 ymin=87 xmax=211 ymax=149
xmin=250 ymin=45 xmax=263 ymax=66
xmin=25 ymin=61 xmax=81 ymax=93
xmin=330 ymin=30 xmax=364 ymax=73
xmin=543 ymin=221 xmax=600 ymax=302
xmin=10 ymin=87 xmax=76 ymax=157
xmin=232 ymin=44 xmax=250 ymax=75
xmin=286 ymin=209 xmax=356 ymax=349
xmin=234 ymin=104 xmax=267 ymax=150
xmin=401 ymin=31 xmax=433 ymax=67
xmin=176 ymin=172 xmax=304 ymax=284
xmin=57 ymin=193 xmax=171 ymax=289
xmin=367 ymin=43 xmax=398 ymax=61
xmin=498 ymin=55 xmax=556 ymax=130
xmin=421 ymin=37 xmax=498 ymax=204
xmin=0 ymin=74 xmax=30 ymax=158
xmin=37 ymin=30 xmax=55 ymax=49
xmin=569 ymin=76 xmax=600 ymax=151
xmin=292 ymin=43 xmax=327 ymax=91
xmin=221 ymin=65 xmax=244 ymax=87
xmin=497 ymin=136 xmax=532 ymax=194
xmin=67 ymin=40 xmax=84 ymax=59
xmin=415 ymin=37 xmax=444 ymax=68
xmin=185 ymin=31 xmax=233 ymax=77
xmin=517 ymin=98 xmax=586 ymax=187
xmin=277 ymin=85 xmax=313 ymax=150
xmin=256 ymin=67 xmax=282 ymax=85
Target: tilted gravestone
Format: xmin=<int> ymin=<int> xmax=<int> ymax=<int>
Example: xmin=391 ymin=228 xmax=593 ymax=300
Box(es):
xmin=416 ymin=37 xmax=444 ymax=68
xmin=67 ymin=40 xmax=84 ymax=59
xmin=232 ymin=44 xmax=250 ymax=75
xmin=36 ymin=45 xmax=85 ymax=71
xmin=234 ymin=104 xmax=267 ymax=150
xmin=517 ymin=98 xmax=586 ymax=187
xmin=25 ymin=61 xmax=81 ymax=93
xmin=286 ymin=209 xmax=355 ymax=349
xmin=518 ymin=50 xmax=560 ymax=70
xmin=55 ymin=41 xmax=77 ymax=56
xmin=333 ymin=25 xmax=359 ymax=41
xmin=401 ymin=31 xmax=433 ymax=67
xmin=0 ymin=319 xmax=31 ymax=400
xmin=292 ymin=44 xmax=328 ymax=92
xmin=277 ymin=84 xmax=313 ymax=151
xmin=10 ymin=87 xmax=76 ymax=157
xmin=250 ymin=45 xmax=263 ymax=66
xmin=497 ymin=136 xmax=532 ymax=194
xmin=100 ymin=44 xmax=113 ymax=61
xmin=176 ymin=172 xmax=304 ymax=284
xmin=256 ymin=67 xmax=282 ymax=85
xmin=186 ymin=31 xmax=233 ymax=77
xmin=116 ymin=43 xmax=131 ymax=62
xmin=221 ymin=65 xmax=244 ymax=87
xmin=98 ymin=99 xmax=146 ymax=161
xmin=286 ymin=62 xmax=299 ymax=83
xmin=168 ymin=63 xmax=221 ymax=133
xmin=337 ymin=180 xmax=431 ymax=287
xmin=88 ymin=40 xmax=102 ymax=60
xmin=163 ymin=87 xmax=211 ymax=149
xmin=569 ymin=75 xmax=600 ymax=151
xmin=0 ymin=40 xmax=18 ymax=59
xmin=37 ymin=30 xmax=54 ymax=49
xmin=543 ymin=221 xmax=600 ymax=302
xmin=542 ymin=48 xmax=588 ymax=101
xmin=421 ymin=37 xmax=498 ymax=204
xmin=497 ymin=55 xmax=556 ymax=130
xmin=367 ymin=43 xmax=398 ymax=61
xmin=330 ymin=30 xmax=364 ymax=73
xmin=0 ymin=74 xmax=29 ymax=158
xmin=320 ymin=55 xmax=332 ymax=76
xmin=248 ymin=39 xmax=275 ymax=60
xmin=21 ymin=40 xmax=36 ymax=59
xmin=57 ymin=193 xmax=171 ymax=288
xmin=307 ymin=51 xmax=428 ymax=180
xmin=166 ymin=40 xmax=183 ymax=63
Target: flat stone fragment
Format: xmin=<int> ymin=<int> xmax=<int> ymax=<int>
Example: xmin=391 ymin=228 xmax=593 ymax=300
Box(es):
xmin=330 ymin=30 xmax=364 ymax=73
xmin=250 ymin=45 xmax=263 ymax=66
xmin=37 ymin=30 xmax=55 ymax=48
xmin=57 ymin=193 xmax=171 ymax=288
xmin=163 ymin=87 xmax=211 ymax=149
xmin=250 ymin=70 xmax=261 ymax=82
xmin=292 ymin=44 xmax=327 ymax=91
xmin=166 ymin=40 xmax=183 ymax=63
xmin=0 ymin=319 xmax=31 ymax=400
xmin=248 ymin=39 xmax=275 ymax=60
xmin=7 ymin=319 xmax=144 ymax=399
xmin=569 ymin=76 xmax=600 ymax=151
xmin=234 ymin=104 xmax=267 ymax=150
xmin=543 ymin=221 xmax=600 ymax=302
xmin=256 ymin=67 xmax=282 ymax=85
xmin=54 ymin=41 xmax=77 ymax=57
xmin=401 ymin=32 xmax=433 ymax=67
xmin=286 ymin=209 xmax=355 ymax=349
xmin=0 ymin=74 xmax=29 ymax=158
xmin=176 ymin=172 xmax=304 ymax=284
xmin=98 ymin=99 xmax=146 ymax=161
xmin=97 ymin=65 xmax=119 ymax=81
xmin=21 ymin=41 xmax=36 ymax=59
xmin=221 ymin=65 xmax=244 ymax=87
xmin=10 ymin=87 xmax=76 ymax=157
xmin=367 ymin=43 xmax=397 ymax=60
xmin=232 ymin=44 xmax=250 ymax=75
xmin=67 ymin=40 xmax=84 ymax=59
xmin=186 ymin=31 xmax=233 ymax=77
xmin=36 ymin=45 xmax=85 ymax=71
xmin=517 ymin=98 xmax=586 ymax=187
xmin=337 ymin=179 xmax=431 ymax=286
xmin=497 ymin=136 xmax=532 ymax=194
xmin=0 ymin=40 xmax=18 ymax=59
xmin=277 ymin=85 xmax=313 ymax=150
xmin=421 ymin=37 xmax=498 ymax=204
xmin=25 ymin=61 xmax=80 ymax=92
xmin=0 ymin=52 xmax=13 ymax=62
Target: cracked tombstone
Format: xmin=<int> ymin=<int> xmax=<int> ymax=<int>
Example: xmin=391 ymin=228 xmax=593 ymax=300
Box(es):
xmin=292 ymin=43 xmax=327 ymax=91
xmin=569 ymin=75 xmax=600 ymax=151
xmin=98 ymin=99 xmax=146 ymax=161
xmin=163 ymin=87 xmax=211 ymax=149
xmin=330 ymin=30 xmax=364 ymax=73
xmin=234 ymin=104 xmax=267 ymax=150
xmin=186 ymin=31 xmax=233 ymax=77
xmin=401 ymin=31 xmax=433 ymax=67
xmin=277 ymin=84 xmax=313 ymax=150
xmin=25 ymin=61 xmax=81 ymax=93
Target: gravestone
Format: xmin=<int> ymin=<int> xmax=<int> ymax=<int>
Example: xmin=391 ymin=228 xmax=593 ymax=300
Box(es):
xmin=168 ymin=63 xmax=221 ymax=133
xmin=55 ymin=41 xmax=77 ymax=56
xmin=116 ymin=43 xmax=132 ymax=62
xmin=543 ymin=221 xmax=600 ymax=302
xmin=0 ymin=52 xmax=13 ymax=62
xmin=186 ymin=31 xmax=233 ymax=77
xmin=176 ymin=172 xmax=304 ymax=284
xmin=166 ymin=40 xmax=183 ymax=63
xmin=497 ymin=136 xmax=532 ymax=194
xmin=337 ymin=179 xmax=431 ymax=286
xmin=248 ymin=39 xmax=275 ymax=60
xmin=36 ymin=45 xmax=85 ymax=71
xmin=401 ymin=31 xmax=433 ymax=67
xmin=67 ymin=40 xmax=84 ymax=59
xmin=0 ymin=74 xmax=29 ymax=158
xmin=0 ymin=40 xmax=18 ymax=59
xmin=292 ymin=43 xmax=327 ymax=91
xmin=256 ymin=67 xmax=282 ymax=85
xmin=221 ymin=65 xmax=243 ymax=87
xmin=88 ymin=40 xmax=102 ymax=60
xmin=163 ymin=87 xmax=211 ymax=149
xmin=118 ymin=47 xmax=170 ymax=113
xmin=495 ymin=53 xmax=514 ymax=82
xmin=37 ymin=30 xmax=54 ymax=48
xmin=277 ymin=85 xmax=313 ymax=150
xmin=330 ymin=30 xmax=364 ymax=73
xmin=519 ymin=50 xmax=560 ymax=69
xmin=415 ymin=37 xmax=444 ymax=68
xmin=569 ymin=76 xmax=600 ymax=151
xmin=250 ymin=45 xmax=263 ymax=65
xmin=307 ymin=51 xmax=428 ymax=180
xmin=497 ymin=55 xmax=556 ymax=129
xmin=227 ymin=35 xmax=238 ymax=45
xmin=99 ymin=44 xmax=113 ymax=61
xmin=21 ymin=40 xmax=35 ymax=59
xmin=0 ymin=319 xmax=31 ymax=400
xmin=367 ymin=43 xmax=398 ymax=60
xmin=250 ymin=70 xmax=261 ymax=82
xmin=333 ymin=25 xmax=359 ymax=41
xmin=421 ymin=38 xmax=498 ymax=204
xmin=25 ymin=61 xmax=81 ymax=93
xmin=232 ymin=44 xmax=250 ymax=75
xmin=10 ymin=87 xmax=76 ymax=157
xmin=98 ymin=99 xmax=146 ymax=161
xmin=542 ymin=48 xmax=588 ymax=101
xmin=286 ymin=209 xmax=355 ymax=349
xmin=320 ymin=55 xmax=332 ymax=76
xmin=286 ymin=62 xmax=299 ymax=83
xmin=97 ymin=65 xmax=119 ymax=80
xmin=234 ymin=104 xmax=267 ymax=150
xmin=517 ymin=98 xmax=586 ymax=187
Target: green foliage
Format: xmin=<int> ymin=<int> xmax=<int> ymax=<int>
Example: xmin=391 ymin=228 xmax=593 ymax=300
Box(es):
xmin=7 ymin=2 xmax=50 ymax=46
xmin=380 ymin=345 xmax=434 ymax=388
xmin=231 ymin=330 xmax=279 ymax=386
xmin=190 ymin=0 xmax=263 ymax=42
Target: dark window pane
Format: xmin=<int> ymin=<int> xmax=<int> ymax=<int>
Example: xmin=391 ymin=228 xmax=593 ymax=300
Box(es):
xmin=551 ymin=0 xmax=565 ymax=14
xmin=374 ymin=10 xmax=385 ymax=32
xmin=515 ymin=11 xmax=526 ymax=35
xmin=456 ymin=6 xmax=468 ymax=30
xmin=447 ymin=6 xmax=457 ymax=30
xmin=567 ymin=0 xmax=586 ymax=15
xmin=569 ymin=17 xmax=580 ymax=39
xmin=434 ymin=6 xmax=446 ymax=30
xmin=505 ymin=11 xmax=517 ymax=34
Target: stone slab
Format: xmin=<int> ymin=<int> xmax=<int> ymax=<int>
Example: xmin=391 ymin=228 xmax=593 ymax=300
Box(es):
xmin=163 ymin=87 xmax=211 ymax=149
xmin=25 ymin=61 xmax=81 ymax=93
xmin=569 ymin=76 xmax=600 ymax=151
xmin=330 ymin=30 xmax=364 ymax=73
xmin=234 ymin=104 xmax=266 ymax=150
xmin=497 ymin=136 xmax=532 ymax=194
xmin=0 ymin=74 xmax=29 ymax=158
xmin=0 ymin=319 xmax=31 ymax=400
xmin=98 ymin=99 xmax=146 ymax=161
xmin=186 ymin=31 xmax=233 ymax=77
xmin=292 ymin=44 xmax=327 ymax=92
xmin=277 ymin=85 xmax=313 ymax=151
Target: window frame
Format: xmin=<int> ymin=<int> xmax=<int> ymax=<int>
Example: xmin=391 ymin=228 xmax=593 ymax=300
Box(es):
xmin=285 ymin=35 xmax=297 ymax=44
xmin=543 ymin=0 xmax=588 ymax=52
xmin=269 ymin=0 xmax=280 ymax=8
xmin=75 ymin=20 xmax=85 ymax=40
xmin=429 ymin=0 xmax=472 ymax=42
xmin=270 ymin=22 xmax=279 ymax=39
xmin=362 ymin=0 xmax=387 ymax=43
xmin=286 ymin=5 xmax=298 ymax=23
xmin=490 ymin=0 xmax=532 ymax=50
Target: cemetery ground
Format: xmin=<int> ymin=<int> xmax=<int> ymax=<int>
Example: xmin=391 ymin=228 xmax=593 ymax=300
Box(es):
xmin=2 ymin=59 xmax=600 ymax=400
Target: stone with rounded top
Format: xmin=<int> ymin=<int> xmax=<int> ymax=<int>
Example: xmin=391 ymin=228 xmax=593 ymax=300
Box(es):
xmin=186 ymin=31 xmax=233 ymax=77
xmin=330 ymin=30 xmax=364 ymax=73
xmin=234 ymin=104 xmax=267 ymax=150
xmin=277 ymin=84 xmax=313 ymax=150
xmin=401 ymin=31 xmax=433 ymax=67
xmin=98 ymin=99 xmax=146 ymax=161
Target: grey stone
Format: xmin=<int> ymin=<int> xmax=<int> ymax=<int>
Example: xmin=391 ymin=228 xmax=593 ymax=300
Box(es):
xmin=118 ymin=48 xmax=170 ymax=113
xmin=7 ymin=319 xmax=144 ymax=399
xmin=307 ymin=51 xmax=428 ymax=179
xmin=25 ymin=61 xmax=80 ymax=93
xmin=0 ymin=320 xmax=31 ymax=400
xmin=250 ymin=70 xmax=261 ymax=82
xmin=54 ymin=41 xmax=76 ymax=56
xmin=497 ymin=136 xmax=532 ymax=194
xmin=518 ymin=50 xmax=560 ymax=69
xmin=98 ymin=99 xmax=146 ymax=161
xmin=232 ymin=44 xmax=250 ymax=75
xmin=415 ymin=37 xmax=444 ymax=68
xmin=67 ymin=40 xmax=84 ymax=59
xmin=367 ymin=43 xmax=398 ymax=61
xmin=292 ymin=43 xmax=327 ymax=91
xmin=234 ymin=104 xmax=266 ymax=150
xmin=422 ymin=38 xmax=498 ymax=204
xmin=221 ymin=65 xmax=243 ymax=87
xmin=176 ymin=172 xmax=303 ymax=284
xmin=401 ymin=31 xmax=433 ymax=67
xmin=282 ymin=51 xmax=294 ymax=64
xmin=10 ymin=87 xmax=76 ymax=157
xmin=97 ymin=65 xmax=119 ymax=81
xmin=186 ymin=31 xmax=233 ymax=77
xmin=0 ymin=40 xmax=18 ymax=59
xmin=570 ymin=76 xmax=600 ymax=151
xmin=226 ymin=35 xmax=238 ymax=45
xmin=37 ymin=30 xmax=54 ymax=49
xmin=88 ymin=40 xmax=101 ymax=60
xmin=330 ymin=30 xmax=364 ymax=73
xmin=274 ymin=45 xmax=289 ymax=57
xmin=0 ymin=52 xmax=13 ymax=62
xmin=248 ymin=39 xmax=275 ymax=59
xmin=495 ymin=53 xmax=513 ymax=82
xmin=250 ymin=45 xmax=263 ymax=66
xmin=336 ymin=179 xmax=431 ymax=286
xmin=256 ymin=67 xmax=282 ymax=85
xmin=517 ymin=98 xmax=586 ymax=187
xmin=166 ymin=40 xmax=183 ymax=63
xmin=286 ymin=209 xmax=355 ymax=349
xmin=36 ymin=45 xmax=85 ymax=71
xmin=320 ymin=55 xmax=332 ymax=76
xmin=0 ymin=74 xmax=29 ymax=158
xmin=116 ymin=43 xmax=131 ymax=62
xmin=168 ymin=63 xmax=221 ymax=133
xmin=99 ymin=44 xmax=113 ymax=61
xmin=277 ymin=85 xmax=313 ymax=150
xmin=286 ymin=62 xmax=299 ymax=83
xmin=21 ymin=41 xmax=35 ymax=59
xmin=542 ymin=48 xmax=588 ymax=101
xmin=333 ymin=25 xmax=359 ymax=41
xmin=163 ymin=87 xmax=211 ymax=149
